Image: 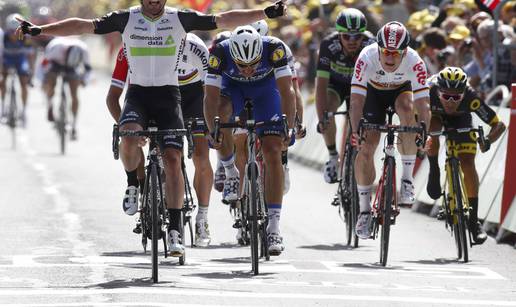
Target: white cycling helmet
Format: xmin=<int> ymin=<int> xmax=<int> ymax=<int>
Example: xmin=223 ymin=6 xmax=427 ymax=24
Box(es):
xmin=5 ymin=13 xmax=22 ymax=31
xmin=65 ymin=46 xmax=83 ymax=67
xmin=229 ymin=26 xmax=263 ymax=65
xmin=249 ymin=20 xmax=269 ymax=36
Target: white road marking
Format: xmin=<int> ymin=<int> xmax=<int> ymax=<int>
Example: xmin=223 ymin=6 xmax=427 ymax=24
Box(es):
xmin=0 ymin=288 xmax=514 ymax=306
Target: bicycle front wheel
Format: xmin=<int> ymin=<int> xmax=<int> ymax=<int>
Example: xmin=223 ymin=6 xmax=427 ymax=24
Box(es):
xmin=247 ymin=162 xmax=260 ymax=275
xmin=149 ymin=164 xmax=160 ymax=282
xmin=380 ymin=157 xmax=395 ymax=267
xmin=451 ymin=161 xmax=468 ymax=263
xmin=58 ymin=95 xmax=67 ymax=155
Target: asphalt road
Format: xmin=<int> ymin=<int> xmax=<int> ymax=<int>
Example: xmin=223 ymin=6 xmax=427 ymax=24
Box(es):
xmin=0 ymin=74 xmax=515 ymax=306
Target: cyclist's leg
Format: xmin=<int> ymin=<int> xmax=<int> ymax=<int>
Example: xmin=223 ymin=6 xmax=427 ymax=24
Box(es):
xmin=0 ymin=69 xmax=7 ymax=115
xmin=119 ymin=86 xmax=148 ymax=215
xmin=427 ymin=115 xmax=443 ymax=199
xmin=394 ymin=83 xmax=418 ymax=204
xmin=42 ymin=68 xmax=57 ymax=121
xmin=321 ymin=85 xmax=343 ymax=183
xmin=17 ymin=57 xmax=31 ymax=116
xmin=219 ymin=87 xmax=240 ymax=202
xmin=67 ymin=74 xmax=81 ymax=135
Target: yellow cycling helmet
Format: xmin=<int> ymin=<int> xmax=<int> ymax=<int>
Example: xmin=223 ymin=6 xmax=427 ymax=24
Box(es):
xmin=437 ymin=67 xmax=468 ymax=92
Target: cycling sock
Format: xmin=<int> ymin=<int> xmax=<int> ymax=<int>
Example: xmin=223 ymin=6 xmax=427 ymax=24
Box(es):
xmin=400 ymin=155 xmax=416 ymax=182
xmin=428 ymin=155 xmax=439 ymax=172
xmin=469 ymin=197 xmax=479 ymax=225
xmin=267 ymin=204 xmax=282 ymax=234
xmin=196 ymin=205 xmax=209 ymax=223
xmin=126 ymin=169 xmax=139 ymax=187
xmin=327 ymin=144 xmax=338 ymax=157
xmin=281 ymin=150 xmax=288 ymax=165
xmin=168 ymin=209 xmax=182 ymax=233
xmin=221 ymin=154 xmax=238 ymax=178
xmin=216 ymin=158 xmax=223 ymax=170
xmin=357 ymin=184 xmax=372 ymax=213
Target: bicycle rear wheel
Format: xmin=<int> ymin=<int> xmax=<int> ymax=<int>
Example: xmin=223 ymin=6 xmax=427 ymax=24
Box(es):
xmin=8 ymin=82 xmax=17 ymax=150
xmin=58 ymin=91 xmax=67 ymax=155
xmin=380 ymin=157 xmax=394 ymax=267
xmin=451 ymin=162 xmax=468 ymax=263
xmin=149 ymin=164 xmax=159 ymax=283
xmin=247 ymin=162 xmax=260 ymax=275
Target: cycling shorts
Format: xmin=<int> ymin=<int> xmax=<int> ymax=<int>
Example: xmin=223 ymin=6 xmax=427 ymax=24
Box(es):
xmin=328 ymin=80 xmax=351 ymax=111
xmin=44 ymin=61 xmax=80 ymax=82
xmin=120 ymin=84 xmax=184 ymax=150
xmin=3 ymin=55 xmax=30 ymax=76
xmin=221 ymin=76 xmax=284 ymax=137
xmin=363 ymin=81 xmax=412 ymax=125
xmin=432 ymin=113 xmax=477 ymax=155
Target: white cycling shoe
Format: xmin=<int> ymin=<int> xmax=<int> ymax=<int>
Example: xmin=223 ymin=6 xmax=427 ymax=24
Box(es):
xmin=223 ymin=174 xmax=240 ymax=203
xmin=400 ymin=180 xmax=415 ymax=205
xmin=323 ymin=158 xmax=339 ymax=184
xmin=355 ymin=212 xmax=372 ymax=239
xmin=267 ymin=233 xmax=284 ymax=256
xmin=167 ymin=230 xmax=185 ymax=257
xmin=195 ymin=219 xmax=211 ymax=247
xmin=122 ymin=186 xmax=139 ymax=216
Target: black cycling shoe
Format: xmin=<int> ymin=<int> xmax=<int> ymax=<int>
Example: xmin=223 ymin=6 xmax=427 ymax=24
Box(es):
xmin=426 ymin=170 xmax=442 ymax=200
xmin=470 ymin=221 xmax=488 ymax=244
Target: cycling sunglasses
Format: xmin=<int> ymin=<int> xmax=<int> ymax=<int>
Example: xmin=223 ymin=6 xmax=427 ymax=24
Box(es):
xmin=340 ymin=33 xmax=363 ymax=41
xmin=235 ymin=59 xmax=261 ymax=69
xmin=379 ymin=47 xmax=404 ymax=57
xmin=439 ymin=91 xmax=464 ymax=102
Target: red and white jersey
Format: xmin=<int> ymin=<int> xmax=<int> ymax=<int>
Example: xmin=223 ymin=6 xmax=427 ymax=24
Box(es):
xmin=351 ymin=43 xmax=429 ymax=100
xmin=111 ymin=33 xmax=208 ymax=89
xmin=43 ymin=37 xmax=90 ymax=67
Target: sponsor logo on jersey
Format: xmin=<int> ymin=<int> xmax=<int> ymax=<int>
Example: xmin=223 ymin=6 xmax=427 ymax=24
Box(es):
xmin=158 ymin=26 xmax=174 ymax=31
xmin=470 ymin=99 xmax=481 ymax=110
xmin=355 ymin=59 xmax=365 ymax=82
xmin=376 ymin=70 xmax=385 ymax=75
xmin=134 ymin=26 xmax=148 ymax=31
xmin=272 ymin=46 xmax=286 ymax=62
xmin=160 ymin=18 xmax=170 ymax=24
xmin=209 ymin=55 xmax=221 ymax=69
xmin=412 ymin=61 xmax=427 ymax=85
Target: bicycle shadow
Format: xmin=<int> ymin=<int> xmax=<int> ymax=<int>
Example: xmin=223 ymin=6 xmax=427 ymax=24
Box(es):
xmin=339 ymin=262 xmax=405 ymax=270
xmin=192 ymin=242 xmax=246 ymax=250
xmin=403 ymin=258 xmax=460 ymax=265
xmin=186 ymin=270 xmax=276 ymax=280
xmin=85 ymin=277 xmax=175 ymax=288
xmin=297 ymin=244 xmax=357 ymax=251
xmin=100 ymin=251 xmax=148 ymax=257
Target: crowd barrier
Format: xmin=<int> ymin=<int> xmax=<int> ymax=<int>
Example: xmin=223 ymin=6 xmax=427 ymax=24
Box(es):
xmin=289 ymin=85 xmax=515 ymax=244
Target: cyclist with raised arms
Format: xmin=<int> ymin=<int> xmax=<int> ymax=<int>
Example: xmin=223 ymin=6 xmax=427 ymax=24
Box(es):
xmin=204 ymin=26 xmax=295 ymax=255
xmin=107 ymin=32 xmax=213 ymax=247
xmin=1 ymin=14 xmax=34 ymax=125
xmin=316 ymin=8 xmax=374 ymax=184
xmin=41 ymin=36 xmax=91 ymax=140
xmin=16 ymin=0 xmax=286 ymax=257
xmin=350 ymin=21 xmax=431 ymax=239
xmin=426 ymin=67 xmax=506 ymax=244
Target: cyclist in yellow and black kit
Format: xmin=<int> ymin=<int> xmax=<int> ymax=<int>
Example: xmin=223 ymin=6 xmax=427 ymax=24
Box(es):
xmin=426 ymin=67 xmax=506 ymax=244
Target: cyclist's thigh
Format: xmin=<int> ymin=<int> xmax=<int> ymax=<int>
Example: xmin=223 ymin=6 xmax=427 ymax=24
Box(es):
xmin=221 ymin=80 xmax=244 ymax=119
xmin=443 ymin=113 xmax=477 ymax=155
xmin=260 ymin=134 xmax=283 ymax=155
xmin=393 ymin=82 xmax=414 ymax=115
xmin=429 ymin=115 xmax=443 ymax=154
xmin=148 ymin=85 xmax=184 ymax=151
xmin=179 ymin=81 xmax=204 ymax=120
xmin=120 ymin=85 xmax=149 ymax=129
xmin=327 ymin=81 xmax=349 ymax=111
xmin=253 ymin=79 xmax=283 ymax=137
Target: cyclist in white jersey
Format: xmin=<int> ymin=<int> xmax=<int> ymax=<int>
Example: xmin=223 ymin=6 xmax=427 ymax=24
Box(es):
xmin=349 ymin=22 xmax=431 ymax=239
xmin=17 ymin=0 xmax=287 ymax=257
xmin=41 ymin=36 xmax=91 ymax=140
xmin=107 ymin=33 xmax=213 ymax=247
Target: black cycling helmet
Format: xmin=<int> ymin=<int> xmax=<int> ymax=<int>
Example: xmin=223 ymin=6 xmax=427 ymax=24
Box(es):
xmin=335 ymin=8 xmax=367 ymax=33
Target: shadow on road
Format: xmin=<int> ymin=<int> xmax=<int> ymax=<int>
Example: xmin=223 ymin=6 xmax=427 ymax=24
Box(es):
xmin=100 ymin=251 xmax=147 ymax=257
xmin=186 ymin=271 xmax=275 ymax=280
xmin=403 ymin=258 xmax=460 ymax=265
xmin=209 ymin=256 xmax=251 ymax=264
xmin=339 ymin=262 xmax=405 ymax=270
xmin=297 ymin=244 xmax=356 ymax=251
xmin=86 ymin=277 xmax=174 ymax=288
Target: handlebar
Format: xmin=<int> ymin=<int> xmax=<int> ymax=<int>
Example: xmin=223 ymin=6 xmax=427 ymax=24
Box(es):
xmin=357 ymin=119 xmax=427 ymax=147
xmin=212 ymin=115 xmax=289 ymax=143
xmin=112 ymin=124 xmax=188 ymax=160
xmin=428 ymin=126 xmax=486 ymax=147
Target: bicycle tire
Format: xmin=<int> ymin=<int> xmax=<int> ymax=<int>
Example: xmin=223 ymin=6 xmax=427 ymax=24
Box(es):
xmin=451 ymin=161 xmax=468 ymax=263
xmin=339 ymin=182 xmax=353 ymax=246
xmin=150 ymin=163 xmax=159 ymax=283
xmin=179 ymin=212 xmax=186 ymax=265
xmin=350 ymin=155 xmax=360 ymax=248
xmin=58 ymin=89 xmax=67 ymax=155
xmin=8 ymin=80 xmax=17 ymax=149
xmin=247 ymin=162 xmax=260 ymax=275
xmin=380 ymin=157 xmax=394 ymax=267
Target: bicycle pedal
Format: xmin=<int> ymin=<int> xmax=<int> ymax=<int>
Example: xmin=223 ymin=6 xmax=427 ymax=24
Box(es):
xmin=133 ymin=225 xmax=142 ymax=234
xmin=232 ymin=220 xmax=242 ymax=229
xmin=331 ymin=198 xmax=340 ymax=207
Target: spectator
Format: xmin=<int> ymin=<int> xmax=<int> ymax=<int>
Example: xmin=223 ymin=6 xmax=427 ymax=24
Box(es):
xmin=419 ymin=27 xmax=448 ymax=75
xmin=446 ymin=25 xmax=473 ymax=67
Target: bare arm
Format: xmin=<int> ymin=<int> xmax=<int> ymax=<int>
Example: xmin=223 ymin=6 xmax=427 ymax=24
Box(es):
xmin=487 ymin=121 xmax=506 ymax=143
xmin=106 ymin=86 xmax=123 ymax=123
xmin=16 ymin=17 xmax=95 ymax=38
xmin=214 ymin=9 xmax=267 ymax=30
xmin=315 ymin=76 xmax=329 ymax=123
xmin=413 ymin=96 xmax=431 ymax=132
xmin=350 ymin=93 xmax=365 ymax=133
xmin=204 ymin=84 xmax=221 ymax=132
xmin=276 ymin=75 xmax=296 ymax=129
xmin=293 ymin=79 xmax=304 ymax=123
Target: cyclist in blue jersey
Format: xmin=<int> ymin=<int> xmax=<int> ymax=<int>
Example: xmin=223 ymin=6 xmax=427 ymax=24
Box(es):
xmin=0 ymin=14 xmax=34 ymax=125
xmin=204 ymin=26 xmax=296 ymax=255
